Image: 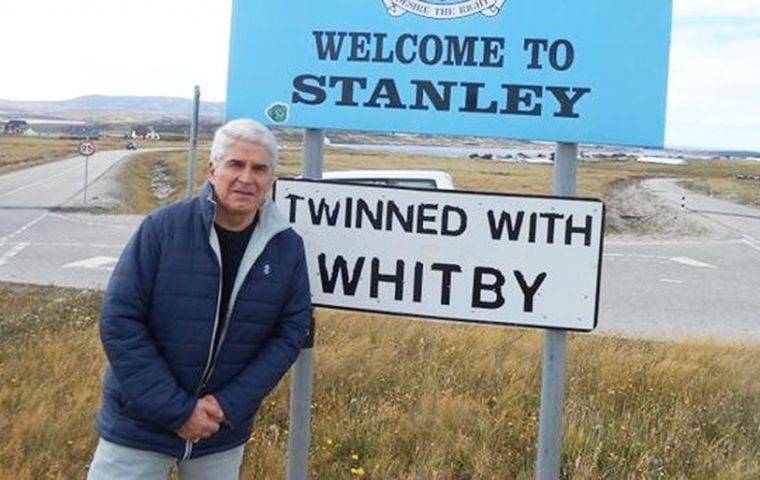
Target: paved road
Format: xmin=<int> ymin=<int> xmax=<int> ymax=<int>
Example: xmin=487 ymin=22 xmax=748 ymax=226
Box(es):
xmin=0 ymin=156 xmax=758 ymax=342
xmin=0 ymin=150 xmax=144 ymax=289
xmin=598 ymin=179 xmax=760 ymax=341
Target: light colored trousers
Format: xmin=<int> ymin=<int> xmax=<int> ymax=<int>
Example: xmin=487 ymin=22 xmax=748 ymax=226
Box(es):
xmin=87 ymin=438 xmax=245 ymax=480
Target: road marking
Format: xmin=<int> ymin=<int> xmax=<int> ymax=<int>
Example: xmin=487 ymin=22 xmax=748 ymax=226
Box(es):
xmin=0 ymin=242 xmax=29 ymax=266
xmin=0 ymin=163 xmax=82 ymax=200
xmin=48 ymin=213 xmax=130 ymax=229
xmin=741 ymin=235 xmax=760 ymax=253
xmin=32 ymin=241 xmax=123 ymax=248
xmin=659 ymin=278 xmax=683 ymax=284
xmin=604 ymin=253 xmax=717 ymax=269
xmin=0 ymin=213 xmax=47 ymax=248
xmin=669 ymin=257 xmax=717 ymax=269
xmin=63 ymin=256 xmax=119 ymax=271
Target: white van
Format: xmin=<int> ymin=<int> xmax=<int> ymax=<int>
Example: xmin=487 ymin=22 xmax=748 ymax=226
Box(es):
xmin=318 ymin=169 xmax=454 ymax=190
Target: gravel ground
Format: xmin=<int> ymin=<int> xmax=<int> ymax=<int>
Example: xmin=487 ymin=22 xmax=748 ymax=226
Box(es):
xmin=605 ymin=180 xmax=711 ymax=240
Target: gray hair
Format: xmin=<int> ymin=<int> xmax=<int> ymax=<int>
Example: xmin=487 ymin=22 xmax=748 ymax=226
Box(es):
xmin=209 ymin=118 xmax=279 ymax=169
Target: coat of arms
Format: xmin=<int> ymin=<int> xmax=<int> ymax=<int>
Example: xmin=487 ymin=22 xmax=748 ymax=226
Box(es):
xmin=382 ymin=0 xmax=507 ymax=19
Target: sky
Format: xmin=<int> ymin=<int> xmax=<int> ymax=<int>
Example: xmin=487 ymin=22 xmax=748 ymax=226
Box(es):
xmin=0 ymin=0 xmax=758 ymax=152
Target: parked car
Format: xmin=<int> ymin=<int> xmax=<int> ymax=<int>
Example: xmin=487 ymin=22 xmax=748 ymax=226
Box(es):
xmin=316 ymin=169 xmax=454 ymax=190
xmin=125 ymin=140 xmax=138 ymax=150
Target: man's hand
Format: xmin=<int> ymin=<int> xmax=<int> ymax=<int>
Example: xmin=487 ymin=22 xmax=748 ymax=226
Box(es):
xmin=201 ymin=394 xmax=226 ymax=424
xmin=176 ymin=397 xmax=225 ymax=442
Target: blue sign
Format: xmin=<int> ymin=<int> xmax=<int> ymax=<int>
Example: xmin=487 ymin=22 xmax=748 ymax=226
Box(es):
xmin=226 ymin=0 xmax=672 ymax=147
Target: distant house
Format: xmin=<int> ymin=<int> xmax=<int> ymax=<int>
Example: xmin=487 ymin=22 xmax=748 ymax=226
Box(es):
xmin=3 ymin=120 xmax=29 ymax=135
xmin=130 ymin=126 xmax=148 ymax=139
xmin=145 ymin=127 xmax=160 ymax=141
xmin=130 ymin=125 xmax=161 ymax=140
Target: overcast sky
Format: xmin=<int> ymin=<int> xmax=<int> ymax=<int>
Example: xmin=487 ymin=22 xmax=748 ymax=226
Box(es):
xmin=0 ymin=0 xmax=758 ymax=152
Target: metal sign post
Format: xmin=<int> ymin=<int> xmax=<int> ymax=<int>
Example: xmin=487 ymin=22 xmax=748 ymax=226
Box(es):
xmin=186 ymin=85 xmax=201 ymax=198
xmin=77 ymin=140 xmax=96 ymax=204
xmin=536 ymin=142 xmax=578 ymax=479
xmin=286 ymin=128 xmax=324 ymax=480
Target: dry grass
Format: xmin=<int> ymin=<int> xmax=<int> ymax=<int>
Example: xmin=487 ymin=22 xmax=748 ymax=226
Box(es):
xmin=115 ymin=148 xmax=209 ymax=214
xmin=118 ymin=145 xmax=760 ymax=239
xmin=0 ymin=136 xmax=188 ymax=175
xmin=1 ymin=284 xmax=759 ymax=479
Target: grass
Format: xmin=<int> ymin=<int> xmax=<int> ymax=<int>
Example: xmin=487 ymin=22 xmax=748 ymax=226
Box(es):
xmin=0 ymin=135 xmax=188 ymax=175
xmin=1 ymin=284 xmax=759 ymax=478
xmin=116 ymin=144 xmax=760 ymax=239
xmin=115 ymin=149 xmax=209 ymax=213
xmin=3 ymin=138 xmax=760 ymax=477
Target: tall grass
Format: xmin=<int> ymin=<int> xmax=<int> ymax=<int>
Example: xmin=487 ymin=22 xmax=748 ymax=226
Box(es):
xmin=117 ymin=144 xmax=760 ymax=216
xmin=1 ymin=284 xmax=759 ymax=478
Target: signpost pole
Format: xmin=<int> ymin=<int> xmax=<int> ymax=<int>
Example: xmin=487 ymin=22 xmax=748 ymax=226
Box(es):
xmin=186 ymin=85 xmax=201 ymax=199
xmin=83 ymin=156 xmax=89 ymax=205
xmin=286 ymin=128 xmax=324 ymax=480
xmin=78 ymin=140 xmax=95 ymax=205
xmin=536 ymin=142 xmax=577 ymax=480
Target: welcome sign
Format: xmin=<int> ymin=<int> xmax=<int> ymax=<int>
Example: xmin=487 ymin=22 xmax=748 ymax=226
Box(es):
xmin=227 ymin=0 xmax=672 ymax=147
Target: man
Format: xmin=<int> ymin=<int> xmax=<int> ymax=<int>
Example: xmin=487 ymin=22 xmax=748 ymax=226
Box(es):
xmin=88 ymin=119 xmax=311 ymax=479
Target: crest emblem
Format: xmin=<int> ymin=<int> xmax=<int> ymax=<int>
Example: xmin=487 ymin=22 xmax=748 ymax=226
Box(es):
xmin=266 ymin=102 xmax=289 ymax=123
xmin=382 ymin=0 xmax=506 ymax=19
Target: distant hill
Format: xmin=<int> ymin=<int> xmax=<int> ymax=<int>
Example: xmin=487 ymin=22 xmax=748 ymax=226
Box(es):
xmin=0 ymin=95 xmax=224 ymax=122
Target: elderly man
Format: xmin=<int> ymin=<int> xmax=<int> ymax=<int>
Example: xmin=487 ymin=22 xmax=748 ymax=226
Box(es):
xmin=88 ymin=119 xmax=311 ymax=479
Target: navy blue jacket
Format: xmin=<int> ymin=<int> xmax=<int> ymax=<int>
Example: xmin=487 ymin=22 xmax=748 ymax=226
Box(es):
xmin=95 ymin=183 xmax=311 ymax=459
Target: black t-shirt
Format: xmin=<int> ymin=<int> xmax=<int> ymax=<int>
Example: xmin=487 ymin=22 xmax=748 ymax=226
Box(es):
xmin=212 ymin=216 xmax=257 ymax=353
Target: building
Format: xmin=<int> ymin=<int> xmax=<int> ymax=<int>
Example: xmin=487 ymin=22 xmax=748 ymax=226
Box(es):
xmin=3 ymin=120 xmax=29 ymax=134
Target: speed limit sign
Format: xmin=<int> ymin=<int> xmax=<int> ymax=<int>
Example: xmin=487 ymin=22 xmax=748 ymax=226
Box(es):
xmin=78 ymin=141 xmax=96 ymax=157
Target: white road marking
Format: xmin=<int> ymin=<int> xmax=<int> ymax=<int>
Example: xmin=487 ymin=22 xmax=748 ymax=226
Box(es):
xmin=669 ymin=257 xmax=717 ymax=269
xmin=33 ymin=241 xmax=123 ymax=248
xmin=604 ymin=253 xmax=717 ymax=269
xmin=741 ymin=235 xmax=760 ymax=252
xmin=0 ymin=242 xmax=29 ymax=266
xmin=63 ymin=256 xmax=119 ymax=270
xmin=47 ymin=213 xmax=130 ymax=229
xmin=0 ymin=163 xmax=82 ymax=200
xmin=659 ymin=278 xmax=683 ymax=284
xmin=0 ymin=213 xmax=47 ymax=247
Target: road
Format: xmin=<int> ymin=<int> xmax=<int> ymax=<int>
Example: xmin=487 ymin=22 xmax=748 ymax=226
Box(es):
xmin=0 ymin=155 xmax=758 ymax=342
xmin=0 ymin=150 xmax=144 ymax=288
xmin=598 ymin=178 xmax=760 ymax=341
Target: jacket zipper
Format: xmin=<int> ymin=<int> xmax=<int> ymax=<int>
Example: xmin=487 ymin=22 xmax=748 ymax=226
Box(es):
xmin=184 ymin=205 xmax=225 ymax=461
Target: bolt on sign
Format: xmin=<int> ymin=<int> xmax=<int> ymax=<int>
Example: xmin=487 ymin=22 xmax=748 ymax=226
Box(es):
xmin=227 ymin=0 xmax=672 ymax=147
xmin=274 ymin=179 xmax=604 ymax=331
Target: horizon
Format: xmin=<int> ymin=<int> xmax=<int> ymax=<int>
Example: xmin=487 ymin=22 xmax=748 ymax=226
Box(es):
xmin=2 ymin=95 xmax=757 ymax=155
xmin=0 ymin=0 xmax=758 ymax=152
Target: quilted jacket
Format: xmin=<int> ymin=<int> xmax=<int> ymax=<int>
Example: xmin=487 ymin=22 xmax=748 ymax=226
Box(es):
xmin=95 ymin=182 xmax=311 ymax=459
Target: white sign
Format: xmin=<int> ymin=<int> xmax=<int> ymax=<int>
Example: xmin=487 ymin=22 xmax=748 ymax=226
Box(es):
xmin=274 ymin=179 xmax=604 ymax=331
xmin=78 ymin=141 xmax=96 ymax=157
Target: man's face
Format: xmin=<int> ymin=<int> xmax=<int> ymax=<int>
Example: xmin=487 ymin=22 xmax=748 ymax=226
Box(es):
xmin=207 ymin=140 xmax=274 ymax=219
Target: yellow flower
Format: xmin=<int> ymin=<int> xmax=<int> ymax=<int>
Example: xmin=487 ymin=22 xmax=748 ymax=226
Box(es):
xmin=350 ymin=453 xmax=360 ymax=461
xmin=350 ymin=467 xmax=365 ymax=477
xmin=325 ymin=438 xmax=334 ymax=446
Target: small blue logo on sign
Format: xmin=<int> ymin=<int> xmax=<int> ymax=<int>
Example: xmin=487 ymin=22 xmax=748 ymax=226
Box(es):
xmin=382 ymin=0 xmax=506 ymax=19
xmin=266 ymin=103 xmax=289 ymax=123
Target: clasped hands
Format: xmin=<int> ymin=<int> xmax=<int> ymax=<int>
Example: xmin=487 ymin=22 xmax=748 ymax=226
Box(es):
xmin=176 ymin=394 xmax=226 ymax=443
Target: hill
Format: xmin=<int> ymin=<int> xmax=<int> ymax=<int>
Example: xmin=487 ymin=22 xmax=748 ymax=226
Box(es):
xmin=0 ymin=95 xmax=224 ymax=122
